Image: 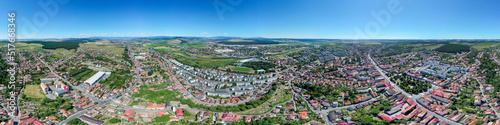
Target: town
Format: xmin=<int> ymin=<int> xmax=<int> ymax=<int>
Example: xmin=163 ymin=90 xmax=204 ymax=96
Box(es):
xmin=0 ymin=38 xmax=499 ymax=125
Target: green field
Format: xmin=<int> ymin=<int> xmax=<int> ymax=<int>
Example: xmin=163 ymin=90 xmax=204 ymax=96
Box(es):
xmin=231 ymin=67 xmax=252 ymax=72
xmin=471 ymin=42 xmax=500 ymax=50
xmin=23 ymin=85 xmax=46 ymax=98
xmin=81 ymin=40 xmax=125 ymax=55
xmin=130 ymin=82 xmax=190 ymax=105
xmin=170 ymin=53 xmax=240 ymax=69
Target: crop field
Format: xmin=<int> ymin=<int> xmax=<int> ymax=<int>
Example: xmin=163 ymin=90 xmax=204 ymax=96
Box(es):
xmin=80 ymin=40 xmax=124 ymax=55
xmin=13 ymin=42 xmax=44 ymax=52
xmin=471 ymin=42 xmax=500 ymax=50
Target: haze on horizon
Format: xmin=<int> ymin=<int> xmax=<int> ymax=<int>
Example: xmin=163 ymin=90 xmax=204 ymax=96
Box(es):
xmin=1 ymin=0 xmax=499 ymax=39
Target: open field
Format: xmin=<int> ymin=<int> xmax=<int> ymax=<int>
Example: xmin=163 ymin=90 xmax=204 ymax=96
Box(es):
xmin=170 ymin=52 xmax=240 ymax=69
xmin=471 ymin=42 xmax=500 ymax=50
xmin=80 ymin=40 xmax=124 ymax=55
xmin=271 ymin=47 xmax=310 ymax=59
xmin=411 ymin=44 xmax=445 ymax=51
xmin=130 ymin=82 xmax=187 ymax=105
xmin=13 ymin=42 xmax=44 ymax=52
xmin=47 ymin=48 xmax=77 ymax=58
xmin=24 ymin=85 xmax=46 ymax=98
xmin=236 ymin=84 xmax=292 ymax=115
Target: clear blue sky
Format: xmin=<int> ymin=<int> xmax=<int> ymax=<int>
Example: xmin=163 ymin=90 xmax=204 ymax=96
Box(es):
xmin=0 ymin=0 xmax=499 ymax=39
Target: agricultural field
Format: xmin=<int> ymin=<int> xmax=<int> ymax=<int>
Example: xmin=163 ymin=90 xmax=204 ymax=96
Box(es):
xmin=471 ymin=42 xmax=500 ymax=50
xmin=13 ymin=42 xmax=44 ymax=52
xmin=80 ymin=40 xmax=124 ymax=55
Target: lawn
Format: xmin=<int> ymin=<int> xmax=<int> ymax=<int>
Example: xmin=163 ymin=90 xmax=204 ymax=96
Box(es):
xmin=24 ymin=85 xmax=46 ymax=98
xmin=236 ymin=84 xmax=292 ymax=115
xmin=231 ymin=67 xmax=252 ymax=72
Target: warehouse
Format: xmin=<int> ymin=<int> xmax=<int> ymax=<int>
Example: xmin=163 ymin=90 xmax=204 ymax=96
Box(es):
xmin=83 ymin=71 xmax=111 ymax=86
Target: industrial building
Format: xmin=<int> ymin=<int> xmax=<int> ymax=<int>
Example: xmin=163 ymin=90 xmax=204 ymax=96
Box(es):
xmin=83 ymin=71 xmax=111 ymax=86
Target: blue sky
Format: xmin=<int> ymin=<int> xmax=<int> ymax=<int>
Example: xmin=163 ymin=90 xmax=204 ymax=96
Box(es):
xmin=0 ymin=0 xmax=499 ymax=39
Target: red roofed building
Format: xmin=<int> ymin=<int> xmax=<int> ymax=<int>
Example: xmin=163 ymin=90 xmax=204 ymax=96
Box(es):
xmin=223 ymin=113 xmax=232 ymax=119
xmin=125 ymin=110 xmax=134 ymax=116
xmin=176 ymin=108 xmax=184 ymax=119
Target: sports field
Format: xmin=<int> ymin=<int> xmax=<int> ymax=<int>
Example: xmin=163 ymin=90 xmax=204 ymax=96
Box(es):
xmin=231 ymin=67 xmax=252 ymax=72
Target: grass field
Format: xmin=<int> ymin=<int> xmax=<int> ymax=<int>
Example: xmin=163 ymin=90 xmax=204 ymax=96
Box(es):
xmin=47 ymin=48 xmax=77 ymax=58
xmin=130 ymin=82 xmax=188 ymax=104
xmin=170 ymin=53 xmax=240 ymax=69
xmin=231 ymin=67 xmax=252 ymax=72
xmin=14 ymin=42 xmax=45 ymax=52
xmin=236 ymin=84 xmax=292 ymax=115
xmin=24 ymin=85 xmax=46 ymax=98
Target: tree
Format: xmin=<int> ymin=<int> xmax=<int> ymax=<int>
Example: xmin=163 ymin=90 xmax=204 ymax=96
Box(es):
xmin=67 ymin=118 xmax=86 ymax=125
xmin=475 ymin=120 xmax=484 ymax=124
xmin=449 ymin=105 xmax=457 ymax=110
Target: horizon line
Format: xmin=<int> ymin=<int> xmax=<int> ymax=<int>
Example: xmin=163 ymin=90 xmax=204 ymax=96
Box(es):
xmin=2 ymin=36 xmax=500 ymax=41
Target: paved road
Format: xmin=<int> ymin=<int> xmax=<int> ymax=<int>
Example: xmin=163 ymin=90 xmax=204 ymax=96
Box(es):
xmin=367 ymin=54 xmax=412 ymax=98
xmin=368 ymin=54 xmax=460 ymax=124
xmin=39 ymin=57 xmax=102 ymax=103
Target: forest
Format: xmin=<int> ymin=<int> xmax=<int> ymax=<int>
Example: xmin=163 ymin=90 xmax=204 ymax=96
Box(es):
xmin=435 ymin=43 xmax=470 ymax=53
xmin=24 ymin=39 xmax=97 ymax=50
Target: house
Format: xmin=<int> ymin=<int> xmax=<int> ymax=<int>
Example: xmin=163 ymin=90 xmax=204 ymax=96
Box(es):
xmin=474 ymin=96 xmax=482 ymax=105
xmin=298 ymin=112 xmax=309 ymax=119
xmin=125 ymin=110 xmax=134 ymax=116
xmin=176 ymin=108 xmax=184 ymax=119
xmin=61 ymin=109 xmax=69 ymax=117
